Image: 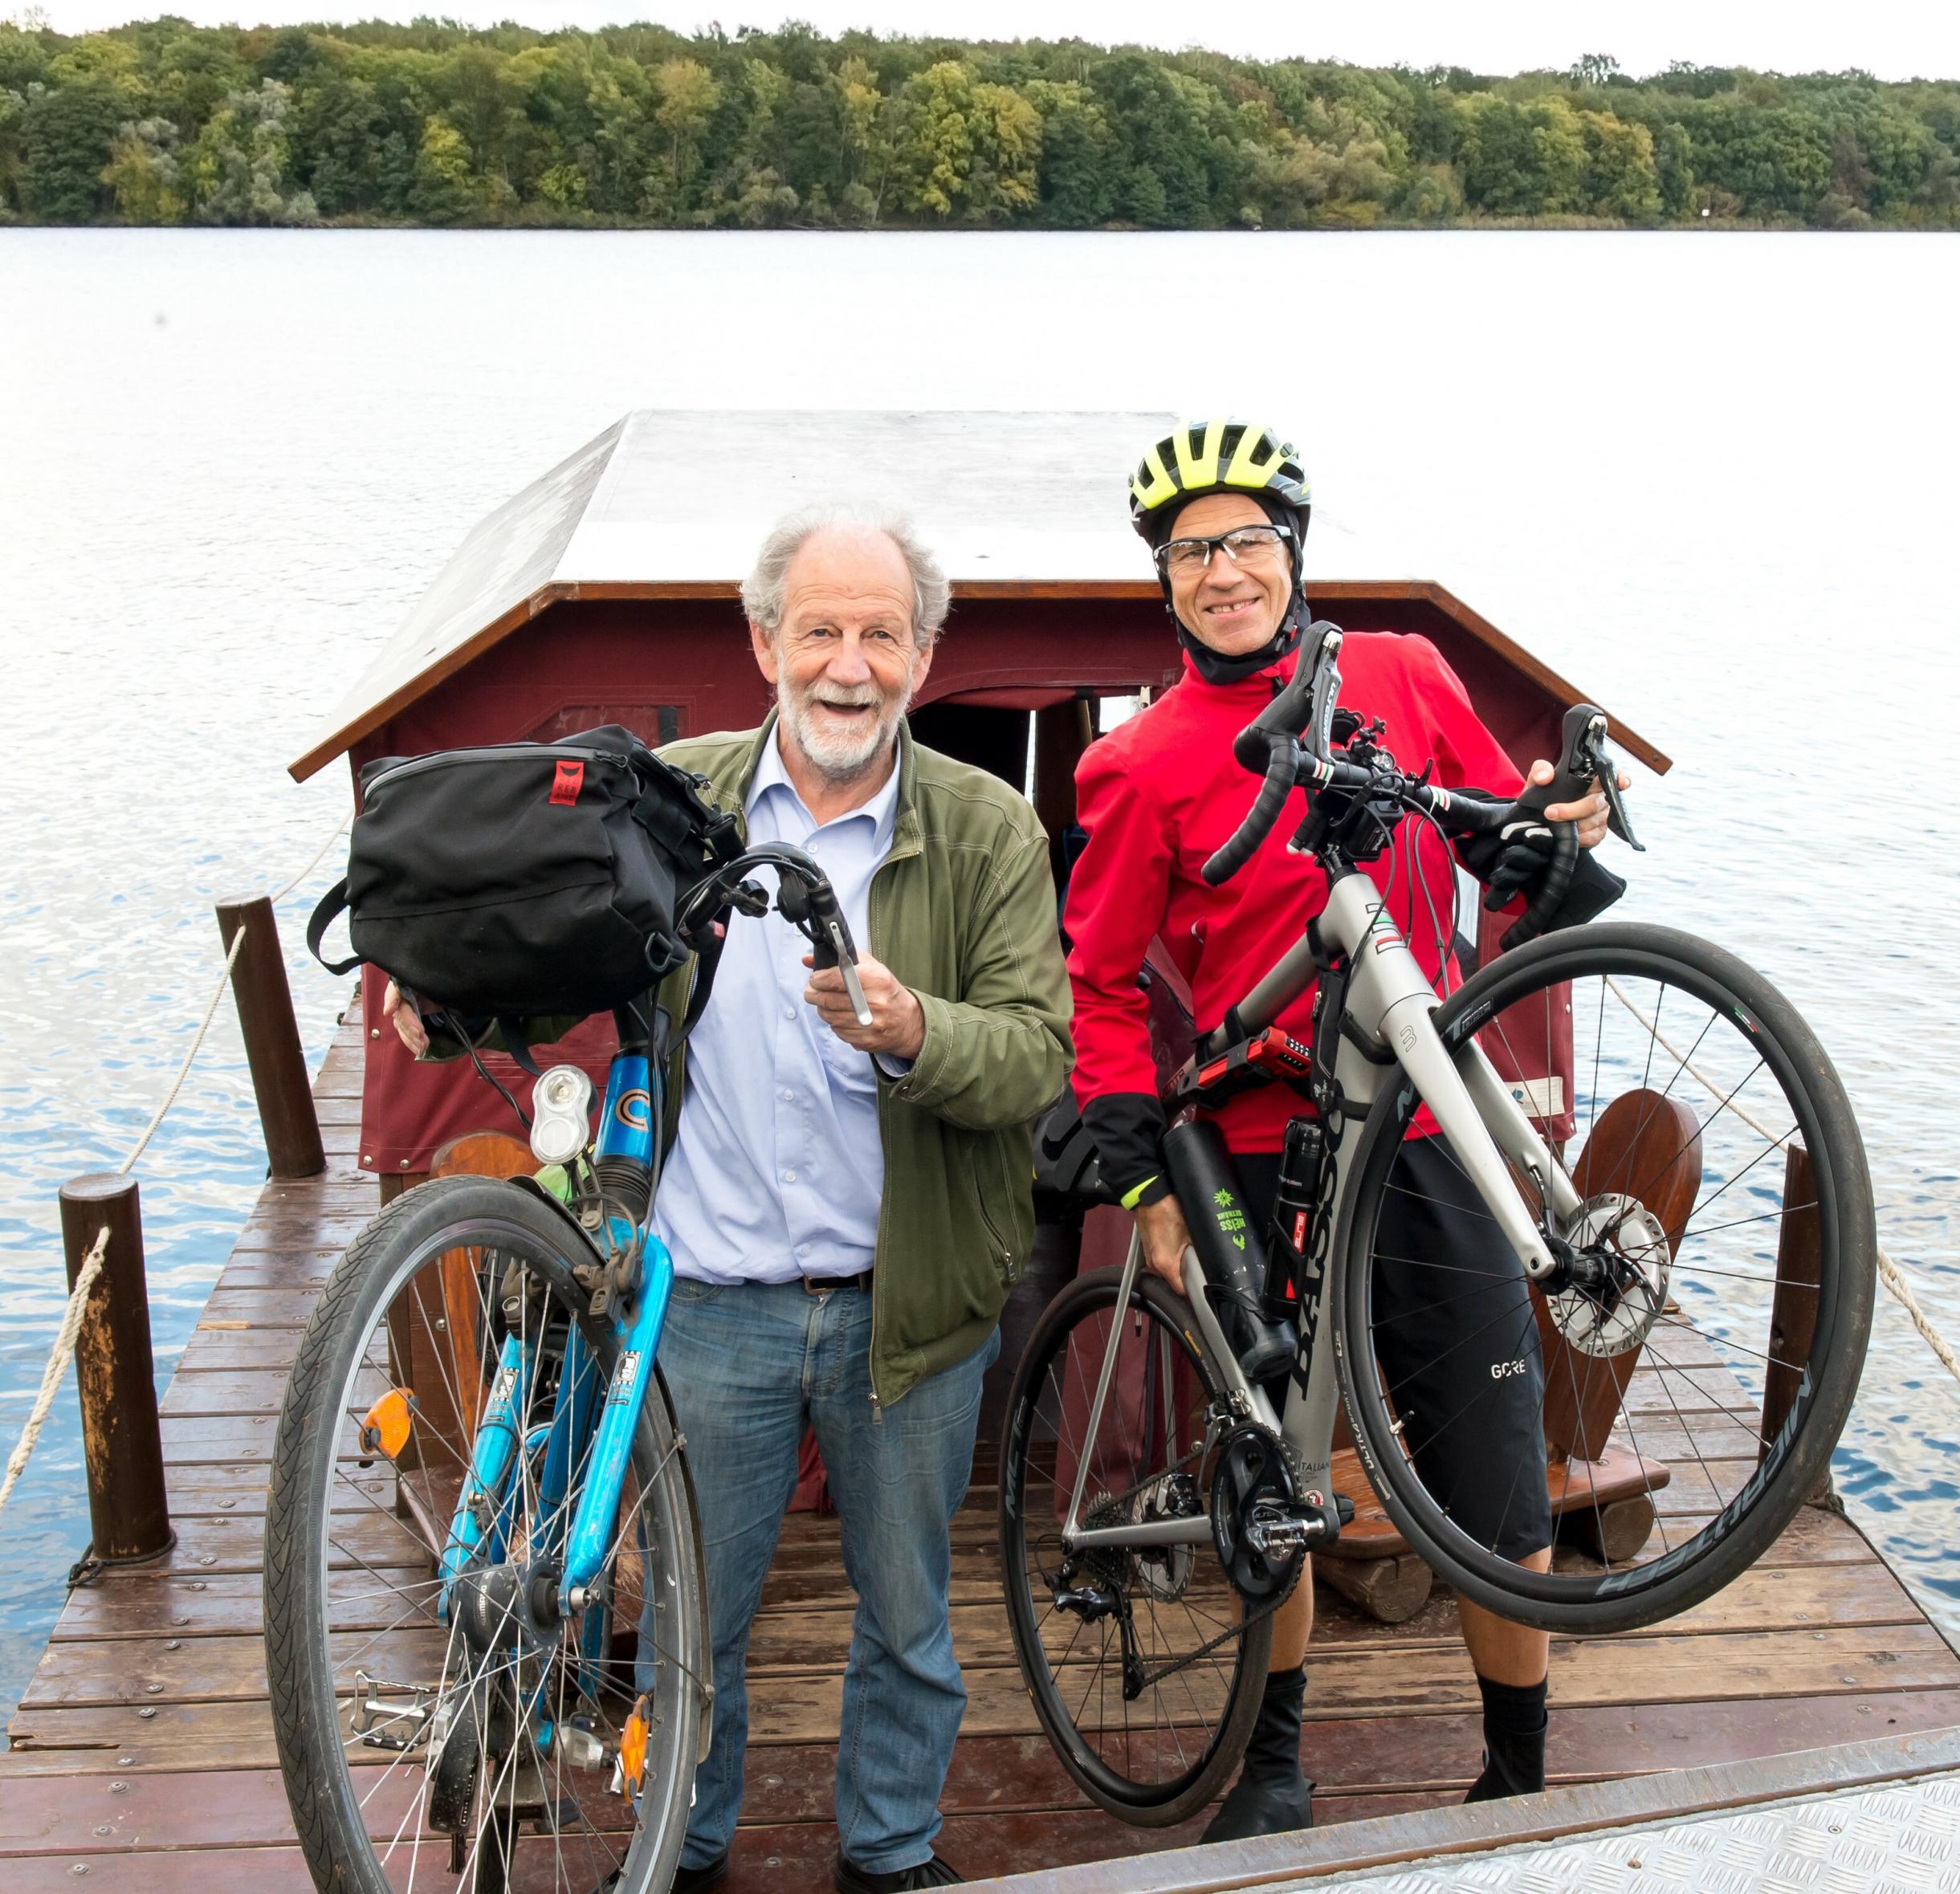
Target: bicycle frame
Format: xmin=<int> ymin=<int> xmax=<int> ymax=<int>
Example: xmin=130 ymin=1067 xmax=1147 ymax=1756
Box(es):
xmin=435 ymin=1046 xmax=679 ymax=1639
xmin=429 ymin=843 xmax=857 ymax=1678
xmin=1061 ymin=868 xmax=1585 ymax=1560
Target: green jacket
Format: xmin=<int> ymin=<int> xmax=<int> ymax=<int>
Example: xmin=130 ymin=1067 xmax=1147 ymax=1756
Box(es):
xmin=657 ymin=718 xmax=1072 ymax=1405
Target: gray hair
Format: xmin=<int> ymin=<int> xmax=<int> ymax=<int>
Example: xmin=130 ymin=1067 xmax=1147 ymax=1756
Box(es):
xmin=741 ymin=503 xmax=951 ymax=648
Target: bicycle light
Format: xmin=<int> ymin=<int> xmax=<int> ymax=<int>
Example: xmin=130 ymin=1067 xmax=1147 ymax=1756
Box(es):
xmin=530 ymin=1064 xmax=594 ymax=1167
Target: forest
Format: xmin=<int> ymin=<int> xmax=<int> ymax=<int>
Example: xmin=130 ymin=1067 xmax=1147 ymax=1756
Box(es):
xmin=3 ymin=17 xmax=1958 ymax=230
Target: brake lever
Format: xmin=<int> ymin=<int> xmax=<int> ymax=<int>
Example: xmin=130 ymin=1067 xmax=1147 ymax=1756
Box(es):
xmin=805 ymin=890 xmax=874 ymax=1028
xmin=1580 ymin=721 xmax=1644 ymax=852
xmin=1513 ymin=703 xmax=1644 ymax=852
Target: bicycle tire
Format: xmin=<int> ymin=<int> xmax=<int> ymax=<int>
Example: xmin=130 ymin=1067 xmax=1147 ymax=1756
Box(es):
xmin=999 ymin=1265 xmax=1272 ymax=1827
xmin=1330 ymin=922 xmax=1876 ymax=1635
xmin=265 ymin=1176 xmax=706 ymax=1893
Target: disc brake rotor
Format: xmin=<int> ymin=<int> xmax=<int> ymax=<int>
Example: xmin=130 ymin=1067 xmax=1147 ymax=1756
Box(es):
xmin=1127 ymin=1472 xmax=1201 ymax=1603
xmin=1547 ymin=1192 xmax=1673 ymax=1358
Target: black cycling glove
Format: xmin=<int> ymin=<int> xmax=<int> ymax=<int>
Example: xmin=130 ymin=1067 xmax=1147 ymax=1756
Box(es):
xmin=1082 ymin=1092 xmax=1173 ymax=1208
xmin=1453 ymin=790 xmax=1628 ymax=931
xmin=1455 ymin=801 xmax=1560 ymax=909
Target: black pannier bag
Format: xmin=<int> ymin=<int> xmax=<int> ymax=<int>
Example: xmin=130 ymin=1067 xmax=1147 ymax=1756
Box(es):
xmin=307 ymin=724 xmax=740 ymax=1024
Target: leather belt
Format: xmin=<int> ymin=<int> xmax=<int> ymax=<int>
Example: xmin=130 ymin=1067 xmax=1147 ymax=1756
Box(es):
xmin=802 ymin=1270 xmax=874 ymax=1295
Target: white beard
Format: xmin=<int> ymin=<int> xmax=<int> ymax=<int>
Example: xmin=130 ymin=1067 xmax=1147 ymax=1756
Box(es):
xmin=780 ymin=672 xmax=915 ymax=785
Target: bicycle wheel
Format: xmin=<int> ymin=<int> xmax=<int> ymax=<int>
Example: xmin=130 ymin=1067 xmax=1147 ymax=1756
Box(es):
xmin=1332 ymin=922 xmax=1876 ymax=1635
xmin=265 ymin=1176 xmax=707 ymax=1894
xmin=999 ymin=1265 xmax=1272 ymax=1827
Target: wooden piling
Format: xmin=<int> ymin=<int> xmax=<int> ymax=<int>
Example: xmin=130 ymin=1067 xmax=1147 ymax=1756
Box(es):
xmin=57 ymin=1173 xmax=171 ymax=1563
xmin=1762 ymin=1141 xmax=1830 ymax=1499
xmin=216 ymin=894 xmax=324 ymax=1179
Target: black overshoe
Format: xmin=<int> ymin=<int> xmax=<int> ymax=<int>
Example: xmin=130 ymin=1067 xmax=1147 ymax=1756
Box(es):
xmin=833 ymin=1851 xmax=963 ymax=1892
xmin=1201 ymin=1664 xmax=1314 ymax=1843
xmin=1464 ymin=1672 xmax=1548 ymax=1802
xmin=671 ymin=1852 xmax=730 ymax=1893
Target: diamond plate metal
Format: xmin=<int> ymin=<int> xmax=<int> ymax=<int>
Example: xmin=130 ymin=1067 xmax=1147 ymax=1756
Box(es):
xmin=1301 ymin=1770 xmax=1960 ymax=1893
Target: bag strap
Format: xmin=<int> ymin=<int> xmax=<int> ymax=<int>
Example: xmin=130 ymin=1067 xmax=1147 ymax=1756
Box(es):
xmin=306 ymin=878 xmax=362 ymax=976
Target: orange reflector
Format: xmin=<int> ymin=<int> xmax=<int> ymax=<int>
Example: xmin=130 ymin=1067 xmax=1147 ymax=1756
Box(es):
xmin=618 ymin=1695 xmax=650 ymax=1805
xmin=358 ymin=1388 xmax=414 ymax=1460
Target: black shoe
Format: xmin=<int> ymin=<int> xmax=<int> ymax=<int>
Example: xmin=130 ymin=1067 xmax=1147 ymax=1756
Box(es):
xmin=833 ymin=1851 xmax=963 ymax=1892
xmin=1202 ymin=1663 xmax=1314 ymax=1843
xmin=1200 ymin=1770 xmax=1314 ymax=1843
xmin=672 ymin=1854 xmax=730 ymax=1893
xmin=1463 ymin=1673 xmax=1548 ymax=1802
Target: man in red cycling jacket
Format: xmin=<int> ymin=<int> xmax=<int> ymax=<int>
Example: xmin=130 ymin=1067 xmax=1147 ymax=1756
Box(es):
xmin=1065 ymin=420 xmax=1627 ymax=1841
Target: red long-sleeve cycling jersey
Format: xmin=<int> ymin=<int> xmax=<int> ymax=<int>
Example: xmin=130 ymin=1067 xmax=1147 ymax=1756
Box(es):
xmin=1065 ymin=633 xmax=1524 ymax=1195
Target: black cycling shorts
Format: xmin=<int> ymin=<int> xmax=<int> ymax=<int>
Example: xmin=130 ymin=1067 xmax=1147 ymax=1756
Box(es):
xmin=1237 ymin=1134 xmax=1554 ymax=1562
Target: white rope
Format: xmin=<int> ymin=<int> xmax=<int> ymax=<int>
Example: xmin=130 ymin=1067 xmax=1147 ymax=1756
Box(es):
xmin=0 ymin=921 xmax=254 ymax=1519
xmin=118 ymin=923 xmax=251 ymax=1180
xmin=0 ymin=795 xmax=354 ymax=1521
xmin=269 ymin=805 xmax=352 ymax=907
xmin=0 ymin=1229 xmax=108 ymax=1513
xmin=1605 ymin=975 xmax=1960 ymax=1391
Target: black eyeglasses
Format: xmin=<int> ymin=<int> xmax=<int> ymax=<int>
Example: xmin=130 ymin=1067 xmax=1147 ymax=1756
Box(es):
xmin=1154 ymin=523 xmax=1293 ymax=576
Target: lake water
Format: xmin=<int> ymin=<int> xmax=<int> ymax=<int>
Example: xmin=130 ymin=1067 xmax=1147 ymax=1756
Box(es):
xmin=2 ymin=228 xmax=1958 ymax=1737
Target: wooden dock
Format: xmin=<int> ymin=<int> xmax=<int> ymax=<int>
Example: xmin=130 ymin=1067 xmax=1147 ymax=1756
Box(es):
xmin=5 ymin=1010 xmax=1959 ymax=1888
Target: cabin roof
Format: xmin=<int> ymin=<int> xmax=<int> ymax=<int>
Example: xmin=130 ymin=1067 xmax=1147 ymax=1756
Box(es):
xmin=290 ymin=409 xmax=1668 ymax=781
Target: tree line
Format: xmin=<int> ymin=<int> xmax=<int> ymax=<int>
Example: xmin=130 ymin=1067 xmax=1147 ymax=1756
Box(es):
xmin=3 ymin=18 xmax=1957 ymax=230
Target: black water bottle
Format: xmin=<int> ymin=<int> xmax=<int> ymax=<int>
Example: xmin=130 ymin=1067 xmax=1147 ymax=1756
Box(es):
xmin=1264 ymin=1116 xmax=1323 ymax=1322
xmin=1161 ymin=1121 xmax=1298 ymax=1383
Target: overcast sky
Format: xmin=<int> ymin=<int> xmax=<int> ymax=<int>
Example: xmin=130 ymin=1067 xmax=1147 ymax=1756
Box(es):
xmin=14 ymin=0 xmax=1960 ymax=83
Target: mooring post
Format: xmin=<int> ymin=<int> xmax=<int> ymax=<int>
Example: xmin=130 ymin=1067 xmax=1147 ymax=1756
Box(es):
xmin=216 ymin=893 xmax=324 ymax=1179
xmin=58 ymin=1174 xmax=172 ymax=1562
xmin=1762 ymin=1140 xmax=1833 ymax=1501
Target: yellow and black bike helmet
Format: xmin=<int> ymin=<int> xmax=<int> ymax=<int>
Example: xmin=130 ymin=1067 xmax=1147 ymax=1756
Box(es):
xmin=1128 ymin=420 xmax=1314 ymax=682
xmin=1128 ymin=419 xmax=1312 ymax=548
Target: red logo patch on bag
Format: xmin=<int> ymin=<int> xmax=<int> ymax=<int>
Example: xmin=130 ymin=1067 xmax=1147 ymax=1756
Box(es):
xmin=549 ymin=760 xmax=585 ymax=807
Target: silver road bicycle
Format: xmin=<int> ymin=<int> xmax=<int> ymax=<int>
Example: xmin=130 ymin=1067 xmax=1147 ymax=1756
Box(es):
xmin=999 ymin=625 xmax=1876 ymax=1824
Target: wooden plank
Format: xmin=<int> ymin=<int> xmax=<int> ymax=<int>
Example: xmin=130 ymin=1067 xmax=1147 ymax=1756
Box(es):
xmin=47 ymin=1566 xmax=438 ymax=1644
xmin=31 ymin=1558 xmax=1916 ymax=1721
xmin=48 ymin=1509 xmax=413 ymax=1582
xmin=2 ymin=1847 xmax=316 ymax=1891
xmin=202 ymin=1250 xmax=341 ymax=1289
xmin=17 ymin=1622 xmax=1952 ymax=1770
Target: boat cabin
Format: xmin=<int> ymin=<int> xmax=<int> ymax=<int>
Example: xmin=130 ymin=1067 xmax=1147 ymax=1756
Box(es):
xmin=288 ymin=408 xmax=1669 ymax=1180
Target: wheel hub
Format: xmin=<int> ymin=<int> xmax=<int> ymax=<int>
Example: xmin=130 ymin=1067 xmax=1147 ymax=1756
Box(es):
xmin=1546 ymin=1193 xmax=1672 ymax=1358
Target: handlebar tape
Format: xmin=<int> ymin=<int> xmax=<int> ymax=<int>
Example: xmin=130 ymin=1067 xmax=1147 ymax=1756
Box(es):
xmin=1203 ymin=739 xmax=1298 ymax=886
xmin=1499 ymin=822 xmax=1579 ymax=951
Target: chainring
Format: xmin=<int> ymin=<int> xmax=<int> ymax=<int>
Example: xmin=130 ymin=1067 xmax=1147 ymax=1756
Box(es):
xmin=1209 ymin=1424 xmax=1307 ymax=1606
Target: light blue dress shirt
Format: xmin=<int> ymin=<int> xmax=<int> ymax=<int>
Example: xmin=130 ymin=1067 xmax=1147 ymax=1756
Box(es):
xmin=653 ymin=731 xmax=903 ymax=1285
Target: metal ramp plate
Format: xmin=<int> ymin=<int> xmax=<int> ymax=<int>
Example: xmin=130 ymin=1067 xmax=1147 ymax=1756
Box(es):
xmin=1314 ymin=1768 xmax=1960 ymax=1893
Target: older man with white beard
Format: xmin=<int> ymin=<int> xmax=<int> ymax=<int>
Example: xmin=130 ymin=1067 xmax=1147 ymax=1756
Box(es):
xmin=645 ymin=507 xmax=1072 ymax=1894
xmin=381 ymin=510 xmax=1069 ymax=1888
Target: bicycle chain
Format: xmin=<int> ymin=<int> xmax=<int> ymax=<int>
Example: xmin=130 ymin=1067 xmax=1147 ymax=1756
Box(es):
xmin=1128 ymin=1581 xmax=1293 ymax=1693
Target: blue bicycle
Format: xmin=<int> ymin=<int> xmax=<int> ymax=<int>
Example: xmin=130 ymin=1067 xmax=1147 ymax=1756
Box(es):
xmin=265 ymin=844 xmax=870 ymax=1894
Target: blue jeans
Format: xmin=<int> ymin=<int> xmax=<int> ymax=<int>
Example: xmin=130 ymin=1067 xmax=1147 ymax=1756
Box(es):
xmin=658 ymin=1277 xmax=1000 ymax=1874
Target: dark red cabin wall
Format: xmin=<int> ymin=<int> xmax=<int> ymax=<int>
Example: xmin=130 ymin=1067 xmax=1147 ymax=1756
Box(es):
xmin=352 ymin=594 xmax=1565 ymax=776
xmin=348 ymin=592 xmax=1572 ymax=1175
